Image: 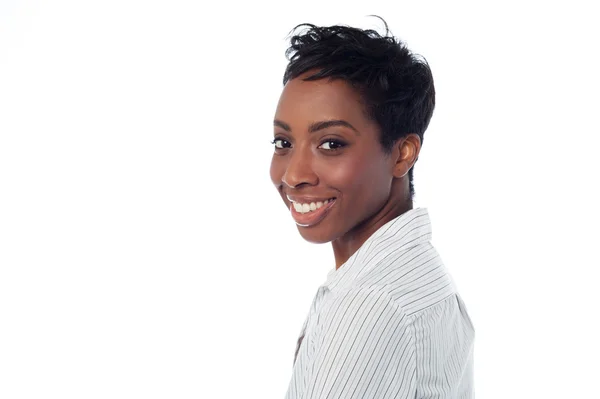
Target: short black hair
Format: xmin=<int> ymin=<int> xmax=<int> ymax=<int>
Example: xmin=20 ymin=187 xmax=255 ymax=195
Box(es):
xmin=283 ymin=17 xmax=435 ymax=200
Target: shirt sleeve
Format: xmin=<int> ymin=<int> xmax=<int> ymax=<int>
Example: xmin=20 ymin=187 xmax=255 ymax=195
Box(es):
xmin=413 ymin=293 xmax=475 ymax=398
xmin=301 ymin=287 xmax=416 ymax=399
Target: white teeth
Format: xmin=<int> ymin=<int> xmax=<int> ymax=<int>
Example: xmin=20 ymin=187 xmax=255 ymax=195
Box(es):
xmin=291 ymin=198 xmax=335 ymax=214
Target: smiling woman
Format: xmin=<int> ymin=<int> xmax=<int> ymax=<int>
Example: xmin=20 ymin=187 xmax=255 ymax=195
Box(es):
xmin=270 ymin=18 xmax=475 ymax=399
xmin=270 ymin=74 xmax=416 ymax=250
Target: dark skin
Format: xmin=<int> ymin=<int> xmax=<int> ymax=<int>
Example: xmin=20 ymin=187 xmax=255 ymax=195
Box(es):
xmin=270 ymin=71 xmax=421 ymax=269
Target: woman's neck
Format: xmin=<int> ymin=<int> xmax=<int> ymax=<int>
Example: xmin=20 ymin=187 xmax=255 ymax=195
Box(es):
xmin=331 ymin=198 xmax=413 ymax=270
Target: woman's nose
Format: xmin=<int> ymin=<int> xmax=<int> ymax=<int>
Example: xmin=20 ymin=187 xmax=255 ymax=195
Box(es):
xmin=281 ymin=148 xmax=318 ymax=188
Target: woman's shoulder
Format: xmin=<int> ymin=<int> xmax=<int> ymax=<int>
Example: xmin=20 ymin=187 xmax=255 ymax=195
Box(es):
xmin=348 ymin=241 xmax=456 ymax=315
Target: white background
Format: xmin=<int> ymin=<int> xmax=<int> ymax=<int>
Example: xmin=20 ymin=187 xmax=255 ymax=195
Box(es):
xmin=1 ymin=1 xmax=599 ymax=398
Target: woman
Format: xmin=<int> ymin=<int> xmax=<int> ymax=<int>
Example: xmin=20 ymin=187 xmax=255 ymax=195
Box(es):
xmin=270 ymin=20 xmax=475 ymax=398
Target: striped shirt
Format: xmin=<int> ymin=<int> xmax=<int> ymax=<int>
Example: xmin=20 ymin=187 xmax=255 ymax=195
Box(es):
xmin=284 ymin=207 xmax=475 ymax=399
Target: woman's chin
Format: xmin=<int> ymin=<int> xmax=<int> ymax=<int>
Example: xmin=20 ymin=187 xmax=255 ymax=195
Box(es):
xmin=296 ymin=226 xmax=333 ymax=244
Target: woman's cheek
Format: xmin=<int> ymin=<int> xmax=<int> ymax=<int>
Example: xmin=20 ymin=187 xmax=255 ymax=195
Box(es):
xmin=323 ymin=157 xmax=365 ymax=189
xmin=269 ymin=156 xmax=283 ymax=186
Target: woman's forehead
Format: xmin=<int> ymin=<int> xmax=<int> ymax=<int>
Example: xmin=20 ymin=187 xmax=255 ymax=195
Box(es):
xmin=275 ymin=77 xmax=368 ymax=127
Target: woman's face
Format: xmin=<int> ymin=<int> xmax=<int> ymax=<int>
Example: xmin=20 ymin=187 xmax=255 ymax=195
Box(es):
xmin=269 ymin=74 xmax=399 ymax=244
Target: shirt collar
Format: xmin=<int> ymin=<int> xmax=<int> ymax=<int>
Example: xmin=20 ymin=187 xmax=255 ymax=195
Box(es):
xmin=323 ymin=207 xmax=433 ymax=292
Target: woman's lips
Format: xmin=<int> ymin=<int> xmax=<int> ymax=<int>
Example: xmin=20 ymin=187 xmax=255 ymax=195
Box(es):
xmin=290 ymin=199 xmax=336 ymax=227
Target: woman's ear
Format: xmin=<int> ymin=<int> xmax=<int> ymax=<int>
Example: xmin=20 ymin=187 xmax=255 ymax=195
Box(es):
xmin=392 ymin=134 xmax=421 ymax=178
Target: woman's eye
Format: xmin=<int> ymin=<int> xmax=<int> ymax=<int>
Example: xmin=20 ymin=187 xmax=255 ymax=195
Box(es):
xmin=319 ymin=140 xmax=345 ymax=150
xmin=272 ymin=138 xmax=291 ymax=149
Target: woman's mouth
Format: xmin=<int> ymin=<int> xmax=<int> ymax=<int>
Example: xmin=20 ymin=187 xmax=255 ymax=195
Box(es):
xmin=289 ymin=197 xmax=337 ymax=227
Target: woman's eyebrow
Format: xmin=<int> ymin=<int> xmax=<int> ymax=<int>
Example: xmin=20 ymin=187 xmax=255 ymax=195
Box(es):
xmin=273 ymin=119 xmax=360 ymax=136
xmin=274 ymin=119 xmax=291 ymax=131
